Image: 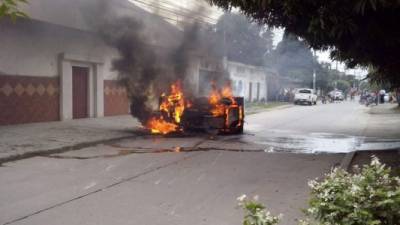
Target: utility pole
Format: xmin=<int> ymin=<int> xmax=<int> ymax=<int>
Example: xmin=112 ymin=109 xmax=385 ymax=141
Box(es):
xmin=313 ymin=70 xmax=316 ymax=91
xmin=312 ymin=50 xmax=316 ymax=92
xmin=153 ymin=0 xmax=160 ymax=15
xmin=222 ymin=14 xmax=228 ymax=71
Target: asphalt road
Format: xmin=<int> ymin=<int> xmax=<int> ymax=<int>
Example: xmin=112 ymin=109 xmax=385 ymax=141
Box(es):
xmin=0 ymin=101 xmax=399 ymax=225
xmin=245 ymin=101 xmax=400 ymax=153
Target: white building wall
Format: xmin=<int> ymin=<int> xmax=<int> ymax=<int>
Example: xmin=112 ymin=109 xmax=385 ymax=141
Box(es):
xmin=227 ymin=61 xmax=267 ymax=102
xmin=0 ymin=19 xmax=119 ymax=120
xmin=2 ymin=0 xmax=181 ymax=79
xmin=0 ymin=0 xmax=183 ymax=124
xmin=0 ymin=20 xmax=118 ymax=79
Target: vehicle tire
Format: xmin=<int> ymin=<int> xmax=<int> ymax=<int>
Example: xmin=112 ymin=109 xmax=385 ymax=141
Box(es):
xmin=309 ymin=101 xmax=313 ymax=106
xmin=314 ymin=101 xmax=317 ymax=105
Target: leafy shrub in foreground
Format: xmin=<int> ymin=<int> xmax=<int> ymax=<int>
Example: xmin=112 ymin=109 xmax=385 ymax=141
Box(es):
xmin=238 ymin=195 xmax=281 ymax=225
xmin=305 ymin=156 xmax=400 ymax=225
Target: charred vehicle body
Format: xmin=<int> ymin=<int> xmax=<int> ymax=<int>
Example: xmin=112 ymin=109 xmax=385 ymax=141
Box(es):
xmin=130 ymin=81 xmax=244 ymax=135
xmin=180 ymin=96 xmax=244 ymax=134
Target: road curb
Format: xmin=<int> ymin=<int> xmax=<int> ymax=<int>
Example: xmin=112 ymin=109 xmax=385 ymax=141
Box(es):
xmin=339 ymin=151 xmax=356 ymax=171
xmin=246 ymin=104 xmax=293 ymax=115
xmin=0 ymin=135 xmax=136 ymax=165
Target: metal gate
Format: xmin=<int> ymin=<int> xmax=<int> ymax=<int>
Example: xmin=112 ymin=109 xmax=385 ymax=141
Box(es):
xmin=72 ymin=67 xmax=89 ymax=119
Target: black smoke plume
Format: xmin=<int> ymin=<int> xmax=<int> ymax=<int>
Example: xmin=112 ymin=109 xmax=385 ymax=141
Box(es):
xmin=95 ymin=1 xmax=229 ymax=126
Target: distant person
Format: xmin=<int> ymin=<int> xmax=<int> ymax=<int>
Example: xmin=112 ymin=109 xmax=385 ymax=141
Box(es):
xmin=359 ymin=93 xmax=365 ymax=104
xmin=322 ymin=95 xmax=327 ymax=104
xmin=379 ymin=89 xmax=386 ymax=104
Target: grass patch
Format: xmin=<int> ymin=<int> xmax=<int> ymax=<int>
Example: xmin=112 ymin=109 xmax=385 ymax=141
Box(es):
xmin=245 ymin=102 xmax=290 ymax=114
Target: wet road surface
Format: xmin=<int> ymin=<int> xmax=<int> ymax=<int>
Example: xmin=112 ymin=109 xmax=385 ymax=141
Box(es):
xmin=0 ymin=101 xmax=399 ymax=225
xmin=245 ymin=101 xmax=400 ymax=153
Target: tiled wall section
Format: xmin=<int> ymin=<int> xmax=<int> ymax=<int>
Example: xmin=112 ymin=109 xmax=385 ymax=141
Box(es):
xmin=104 ymin=80 xmax=129 ymax=116
xmin=0 ymin=75 xmax=59 ymax=125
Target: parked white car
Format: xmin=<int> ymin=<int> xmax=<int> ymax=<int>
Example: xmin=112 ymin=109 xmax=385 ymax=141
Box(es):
xmin=331 ymin=91 xmax=344 ymax=101
xmin=294 ymin=88 xmax=317 ymax=105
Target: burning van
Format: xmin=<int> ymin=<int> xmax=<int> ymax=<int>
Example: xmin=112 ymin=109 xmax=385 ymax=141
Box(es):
xmin=141 ymin=81 xmax=244 ymax=135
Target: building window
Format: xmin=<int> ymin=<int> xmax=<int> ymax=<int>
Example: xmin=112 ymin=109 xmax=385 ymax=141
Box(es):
xmin=232 ymin=80 xmax=237 ymax=93
xmin=238 ymin=80 xmax=243 ymax=96
xmin=237 ymin=66 xmax=245 ymax=73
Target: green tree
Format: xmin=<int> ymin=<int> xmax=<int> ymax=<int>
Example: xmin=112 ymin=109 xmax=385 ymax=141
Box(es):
xmin=336 ymin=79 xmax=351 ymax=92
xmin=0 ymin=0 xmax=27 ymax=20
xmin=208 ymin=0 xmax=400 ymax=87
xmin=272 ymin=33 xmax=357 ymax=93
xmin=273 ymin=32 xmax=315 ymax=87
xmin=215 ymin=13 xmax=274 ymax=66
xmin=315 ymin=63 xmax=336 ymax=94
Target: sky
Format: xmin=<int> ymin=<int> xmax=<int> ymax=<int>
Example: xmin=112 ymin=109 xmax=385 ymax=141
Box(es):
xmin=130 ymin=0 xmax=368 ymax=79
xmin=271 ymin=27 xmax=367 ymax=78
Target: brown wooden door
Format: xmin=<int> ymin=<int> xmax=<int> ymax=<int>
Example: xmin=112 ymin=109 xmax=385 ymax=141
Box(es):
xmin=72 ymin=67 xmax=89 ymax=119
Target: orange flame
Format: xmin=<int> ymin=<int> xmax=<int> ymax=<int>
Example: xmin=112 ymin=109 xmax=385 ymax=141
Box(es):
xmin=147 ymin=117 xmax=178 ymax=135
xmin=208 ymin=81 xmax=236 ymax=117
xmin=159 ymin=82 xmax=185 ymax=124
xmin=147 ymin=81 xmax=185 ymax=134
xmin=147 ymin=80 xmax=242 ymax=135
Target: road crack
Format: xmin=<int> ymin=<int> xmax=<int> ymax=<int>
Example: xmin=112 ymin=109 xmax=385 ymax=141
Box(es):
xmin=2 ymin=152 xmax=201 ymax=225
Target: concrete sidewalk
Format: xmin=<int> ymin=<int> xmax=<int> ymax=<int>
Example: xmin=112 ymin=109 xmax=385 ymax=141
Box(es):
xmin=245 ymin=102 xmax=292 ymax=115
xmin=0 ymin=115 xmax=140 ymax=163
xmin=369 ymin=103 xmax=400 ymax=114
xmin=364 ymin=103 xmax=400 ymax=139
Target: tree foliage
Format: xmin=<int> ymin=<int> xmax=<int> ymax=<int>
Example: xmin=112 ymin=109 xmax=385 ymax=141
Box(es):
xmin=215 ymin=13 xmax=274 ymax=66
xmin=208 ymin=0 xmax=400 ymax=87
xmin=273 ymin=33 xmax=315 ymax=87
xmin=305 ymin=157 xmax=400 ymax=225
xmin=269 ymin=32 xmax=357 ymax=93
xmin=0 ymin=0 xmax=28 ymax=21
xmin=336 ymin=79 xmax=351 ymax=92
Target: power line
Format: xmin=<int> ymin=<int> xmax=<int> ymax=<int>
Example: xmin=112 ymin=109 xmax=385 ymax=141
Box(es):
xmin=150 ymin=11 xmax=216 ymax=27
xmin=112 ymin=0 xmax=218 ymax=29
xmin=147 ymin=0 xmax=219 ymax=20
xmin=153 ymin=0 xmax=220 ymax=21
xmin=129 ymin=0 xmax=219 ymax=24
xmin=132 ymin=0 xmax=217 ymax=23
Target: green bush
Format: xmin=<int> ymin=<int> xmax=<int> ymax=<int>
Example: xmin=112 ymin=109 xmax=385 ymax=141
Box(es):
xmin=238 ymin=195 xmax=281 ymax=225
xmin=305 ymin=156 xmax=400 ymax=225
xmin=0 ymin=0 xmax=28 ymax=21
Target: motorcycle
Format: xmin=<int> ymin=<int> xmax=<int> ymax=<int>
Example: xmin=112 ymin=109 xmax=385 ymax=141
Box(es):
xmin=365 ymin=95 xmax=377 ymax=106
xmin=321 ymin=96 xmax=327 ymax=104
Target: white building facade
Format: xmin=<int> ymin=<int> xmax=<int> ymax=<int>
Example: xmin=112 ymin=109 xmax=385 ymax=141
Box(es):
xmin=0 ymin=0 xmax=182 ymax=125
xmin=227 ymin=61 xmax=267 ymax=102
